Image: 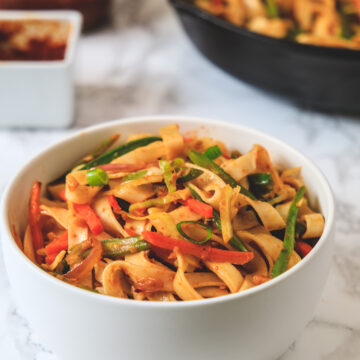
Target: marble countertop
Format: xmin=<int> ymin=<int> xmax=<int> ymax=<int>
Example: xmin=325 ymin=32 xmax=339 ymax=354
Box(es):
xmin=1 ymin=1 xmax=360 ymax=359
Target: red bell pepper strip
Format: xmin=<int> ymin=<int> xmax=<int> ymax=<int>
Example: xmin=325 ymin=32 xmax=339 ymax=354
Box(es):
xmin=29 ymin=181 xmax=44 ymax=264
xmin=108 ymin=195 xmax=121 ymax=213
xmin=142 ymin=231 xmax=253 ymax=265
xmin=186 ymin=198 xmax=213 ymax=218
xmin=296 ymin=241 xmax=312 ymax=258
xmin=45 ymin=231 xmax=68 ymax=264
xmin=73 ymin=203 xmax=104 ymax=235
xmin=59 ymin=189 xmax=66 ymax=201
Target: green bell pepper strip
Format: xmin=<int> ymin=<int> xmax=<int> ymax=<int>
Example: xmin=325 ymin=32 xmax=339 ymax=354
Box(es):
xmin=271 ymin=186 xmax=306 ymax=278
xmin=188 ymin=150 xmax=257 ymax=200
xmin=80 ymin=136 xmax=162 ymax=170
xmin=102 ymin=236 xmax=150 ymax=259
xmin=187 ymin=185 xmax=248 ymax=252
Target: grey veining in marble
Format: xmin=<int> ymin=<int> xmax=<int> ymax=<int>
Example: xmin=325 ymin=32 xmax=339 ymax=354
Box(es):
xmin=1 ymin=0 xmax=360 ymax=359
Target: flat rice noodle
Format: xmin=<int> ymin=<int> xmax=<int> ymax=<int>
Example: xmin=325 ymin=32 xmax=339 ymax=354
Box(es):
xmin=219 ymin=185 xmax=234 ymax=243
xmin=235 ymin=193 xmax=285 ymax=231
xmin=302 ymin=213 xmax=325 ymax=239
xmin=204 ymin=261 xmax=244 ymax=293
xmin=159 ymin=124 xmax=184 ymax=160
xmin=108 ymin=180 xmax=155 ymax=204
xmin=185 ymin=272 xmax=224 ymax=288
xmin=92 ymin=196 xmax=128 ymax=238
xmin=268 ymin=185 xmax=296 ymax=206
xmin=236 ymin=227 xmax=301 ymax=271
xmin=169 ymin=205 xmax=203 ymax=223
xmin=94 ymin=260 xmax=108 ymax=284
xmin=146 ymin=292 xmax=177 ymax=301
xmin=185 ymin=183 xmax=223 ymax=210
xmin=232 ymin=207 xmax=259 ymax=231
xmin=23 ymin=225 xmax=36 ymax=263
xmin=104 ymin=260 xmax=175 ymax=294
xmin=65 ymin=174 xmax=101 ymax=205
xmin=241 ymin=242 xmax=268 ymax=276
xmin=111 ymin=141 xmax=165 ymax=164
xmin=124 ymin=218 xmax=147 ymax=236
xmin=186 ymin=163 xmax=226 ymax=189
xmin=40 ymin=205 xmax=69 ymax=229
xmin=197 ymin=287 xmax=229 ymax=298
xmin=102 ymin=261 xmax=128 ymax=298
xmin=173 ymin=253 xmax=203 ymax=300
xmin=239 ymin=274 xmax=256 ymax=292
xmin=275 ymin=201 xmax=292 ymax=222
xmin=40 ymin=197 xmax=67 ymax=209
xmin=221 ymin=149 xmax=257 ymax=182
xmin=68 ymin=207 xmax=89 ymax=248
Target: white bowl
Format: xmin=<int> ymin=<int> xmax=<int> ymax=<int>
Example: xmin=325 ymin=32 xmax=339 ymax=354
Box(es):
xmin=1 ymin=116 xmax=335 ymax=360
xmin=0 ymin=10 xmax=82 ymax=128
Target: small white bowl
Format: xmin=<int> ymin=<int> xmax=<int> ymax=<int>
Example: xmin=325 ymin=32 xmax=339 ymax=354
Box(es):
xmin=0 ymin=116 xmax=335 ymax=360
xmin=0 ymin=10 xmax=82 ymax=128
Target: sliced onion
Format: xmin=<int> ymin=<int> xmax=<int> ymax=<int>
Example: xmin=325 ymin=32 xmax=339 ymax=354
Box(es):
xmin=64 ymin=238 xmax=102 ymax=281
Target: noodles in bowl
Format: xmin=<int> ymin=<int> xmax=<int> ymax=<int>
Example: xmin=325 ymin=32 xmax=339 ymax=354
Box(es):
xmin=17 ymin=123 xmax=324 ymax=301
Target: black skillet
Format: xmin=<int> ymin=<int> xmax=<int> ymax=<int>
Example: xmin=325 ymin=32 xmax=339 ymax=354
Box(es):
xmin=169 ymin=0 xmax=360 ymax=113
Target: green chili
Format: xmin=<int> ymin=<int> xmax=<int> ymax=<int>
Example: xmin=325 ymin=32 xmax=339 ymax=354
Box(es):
xmin=81 ymin=136 xmax=162 ymax=170
xmin=271 ymin=186 xmax=306 ymax=278
xmin=176 ymin=221 xmax=212 ymax=244
xmin=204 ymin=145 xmax=222 ymax=160
xmin=188 ymin=150 xmax=256 ymax=200
xmin=159 ymin=160 xmax=177 ymax=193
xmin=102 ymin=236 xmax=150 ymax=259
xmin=86 ymin=168 xmax=109 ymax=186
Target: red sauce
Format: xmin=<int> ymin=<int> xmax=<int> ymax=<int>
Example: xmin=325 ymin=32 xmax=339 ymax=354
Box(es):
xmin=0 ymin=19 xmax=70 ymax=61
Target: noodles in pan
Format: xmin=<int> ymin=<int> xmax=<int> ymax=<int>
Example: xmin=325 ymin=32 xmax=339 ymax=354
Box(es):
xmin=17 ymin=124 xmax=324 ymax=301
xmin=194 ymin=0 xmax=360 ymax=49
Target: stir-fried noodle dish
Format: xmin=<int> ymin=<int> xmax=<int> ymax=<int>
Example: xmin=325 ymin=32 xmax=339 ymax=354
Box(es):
xmin=16 ymin=124 xmax=325 ymax=301
xmin=194 ymin=0 xmax=360 ymax=49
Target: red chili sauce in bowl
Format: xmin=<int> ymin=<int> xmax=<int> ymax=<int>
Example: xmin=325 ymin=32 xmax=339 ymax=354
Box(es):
xmin=0 ymin=19 xmax=70 ymax=61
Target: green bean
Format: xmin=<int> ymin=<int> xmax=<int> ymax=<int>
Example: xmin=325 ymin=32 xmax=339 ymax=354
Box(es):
xmin=102 ymin=237 xmax=149 ymax=259
xmin=271 ymin=186 xmax=306 ymax=278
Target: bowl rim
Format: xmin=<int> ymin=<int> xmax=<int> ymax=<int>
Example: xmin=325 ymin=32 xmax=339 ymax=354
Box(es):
xmin=1 ymin=115 xmax=336 ymax=308
xmin=170 ymin=0 xmax=360 ymax=60
xmin=0 ymin=10 xmax=83 ymax=68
